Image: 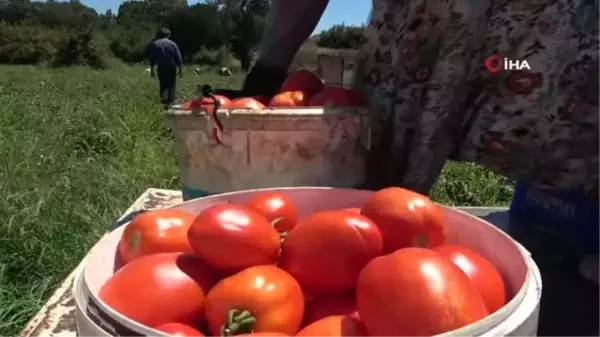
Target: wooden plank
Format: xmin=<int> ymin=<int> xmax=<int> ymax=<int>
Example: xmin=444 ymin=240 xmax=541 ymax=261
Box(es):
xmin=19 ymin=189 xmax=183 ymax=337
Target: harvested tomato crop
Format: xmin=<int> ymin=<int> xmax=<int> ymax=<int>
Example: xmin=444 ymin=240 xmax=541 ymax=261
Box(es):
xmin=230 ymin=97 xmax=265 ymax=110
xmin=237 ymin=333 xmax=289 ymax=337
xmin=155 ymin=323 xmax=205 ymax=336
xmin=303 ymin=292 xmax=358 ymax=326
xmin=99 ymin=253 xmax=217 ymax=327
xmin=279 ymin=69 xmax=324 ymax=97
xmin=180 ymin=100 xmax=197 ymax=109
xmin=99 ymin=187 xmax=505 ymax=336
xmin=361 ymin=187 xmax=446 ymax=253
xmin=245 ymin=191 xmax=298 ymax=233
xmin=308 ymin=86 xmax=350 ymax=107
xmin=182 ymin=95 xmax=231 ymax=109
xmin=340 ymin=207 xmax=361 ymax=214
xmin=269 ymin=91 xmax=307 ymax=107
xmin=296 ymin=315 xmax=367 ymax=337
xmin=356 ymin=248 xmax=488 ymax=336
xmin=188 ymin=204 xmax=281 ymax=271
xmin=204 ymin=265 xmax=304 ymax=336
xmin=118 ymin=209 xmax=196 ymax=265
xmin=279 ymin=211 xmax=383 ymax=295
xmin=434 ymin=245 xmax=507 ymax=313
xmin=345 ymin=88 xmax=367 ymax=106
xmin=249 ymin=95 xmax=271 ymax=106
xmin=212 ymin=95 xmax=232 ymax=107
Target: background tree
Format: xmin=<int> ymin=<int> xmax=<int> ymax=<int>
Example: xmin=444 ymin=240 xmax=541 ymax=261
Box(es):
xmin=0 ymin=0 xmax=41 ymax=23
xmin=315 ymin=24 xmax=366 ymax=50
xmin=164 ymin=4 xmax=226 ymax=62
xmin=209 ymin=0 xmax=269 ymax=71
xmin=0 ymin=0 xmax=365 ymax=70
xmin=146 ymin=0 xmax=187 ymax=24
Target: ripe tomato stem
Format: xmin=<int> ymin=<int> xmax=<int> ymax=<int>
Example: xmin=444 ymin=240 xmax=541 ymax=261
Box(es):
xmin=220 ymin=309 xmax=256 ymax=336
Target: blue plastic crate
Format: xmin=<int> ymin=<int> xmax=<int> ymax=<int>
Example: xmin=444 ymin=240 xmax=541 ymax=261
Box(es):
xmin=510 ymin=183 xmax=599 ymax=253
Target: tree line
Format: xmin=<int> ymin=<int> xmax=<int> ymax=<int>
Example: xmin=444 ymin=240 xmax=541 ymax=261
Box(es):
xmin=0 ymin=0 xmax=366 ymax=70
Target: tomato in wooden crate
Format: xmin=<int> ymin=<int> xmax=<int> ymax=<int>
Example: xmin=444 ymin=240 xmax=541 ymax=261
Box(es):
xmin=279 ymin=69 xmax=324 ymax=97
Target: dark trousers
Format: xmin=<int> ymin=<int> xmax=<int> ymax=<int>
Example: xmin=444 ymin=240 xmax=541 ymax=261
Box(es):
xmin=157 ymin=66 xmax=177 ymax=106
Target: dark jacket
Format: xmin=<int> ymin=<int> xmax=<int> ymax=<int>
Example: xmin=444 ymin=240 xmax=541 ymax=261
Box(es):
xmin=148 ymin=38 xmax=182 ymax=68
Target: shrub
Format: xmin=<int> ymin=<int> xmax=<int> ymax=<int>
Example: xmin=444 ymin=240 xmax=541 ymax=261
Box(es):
xmin=53 ymin=30 xmax=114 ymax=69
xmin=315 ymin=24 xmax=366 ymax=50
xmin=0 ymin=22 xmax=63 ymax=64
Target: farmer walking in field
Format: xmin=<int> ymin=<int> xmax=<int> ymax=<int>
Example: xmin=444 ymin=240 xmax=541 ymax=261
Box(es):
xmin=244 ymin=0 xmax=599 ymax=197
xmin=148 ymin=28 xmax=183 ymax=109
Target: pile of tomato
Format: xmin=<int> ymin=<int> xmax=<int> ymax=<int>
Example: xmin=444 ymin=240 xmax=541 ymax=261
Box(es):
xmin=100 ymin=187 xmax=508 ymax=337
xmin=180 ymin=69 xmax=365 ymax=110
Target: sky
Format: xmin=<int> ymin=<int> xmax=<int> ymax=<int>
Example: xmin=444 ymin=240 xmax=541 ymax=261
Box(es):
xmin=77 ymin=0 xmax=371 ymax=34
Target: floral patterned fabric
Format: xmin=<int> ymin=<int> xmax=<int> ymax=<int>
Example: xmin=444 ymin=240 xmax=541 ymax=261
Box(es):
xmin=355 ymin=0 xmax=599 ymax=196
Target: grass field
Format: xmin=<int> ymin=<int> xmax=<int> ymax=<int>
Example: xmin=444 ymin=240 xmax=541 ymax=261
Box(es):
xmin=0 ymin=65 xmax=514 ymax=335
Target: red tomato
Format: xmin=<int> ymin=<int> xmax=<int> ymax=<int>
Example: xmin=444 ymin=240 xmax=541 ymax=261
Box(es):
xmin=235 ymin=332 xmax=291 ymax=337
xmin=303 ymin=292 xmax=358 ymax=326
xmin=433 ymin=245 xmax=507 ymax=313
xmin=249 ymin=95 xmax=271 ymax=106
xmin=212 ymin=95 xmax=232 ymax=107
xmin=182 ymin=95 xmax=231 ymax=109
xmin=279 ymin=211 xmax=383 ymax=295
xmin=340 ymin=207 xmax=361 ymax=214
xmin=118 ymin=209 xmax=196 ymax=265
xmin=279 ymin=69 xmax=324 ymax=97
xmin=180 ymin=100 xmax=198 ymax=109
xmin=204 ymin=265 xmax=304 ymax=336
xmin=180 ymin=101 xmax=195 ymax=109
xmin=356 ymin=248 xmax=488 ymax=336
xmin=308 ymin=86 xmax=350 ymax=107
xmin=361 ymin=187 xmax=446 ymax=253
xmin=296 ymin=316 xmax=367 ymax=337
xmin=231 ymin=97 xmax=266 ymax=110
xmin=188 ymin=204 xmax=281 ymax=271
xmin=269 ymin=91 xmax=307 ymax=107
xmin=155 ymin=323 xmax=205 ymax=336
xmin=245 ymin=191 xmax=298 ymax=233
xmin=99 ymin=253 xmax=217 ymax=327
xmin=345 ymin=88 xmax=367 ymax=106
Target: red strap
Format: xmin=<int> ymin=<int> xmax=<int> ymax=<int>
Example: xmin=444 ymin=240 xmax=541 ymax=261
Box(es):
xmin=203 ymin=96 xmax=224 ymax=145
